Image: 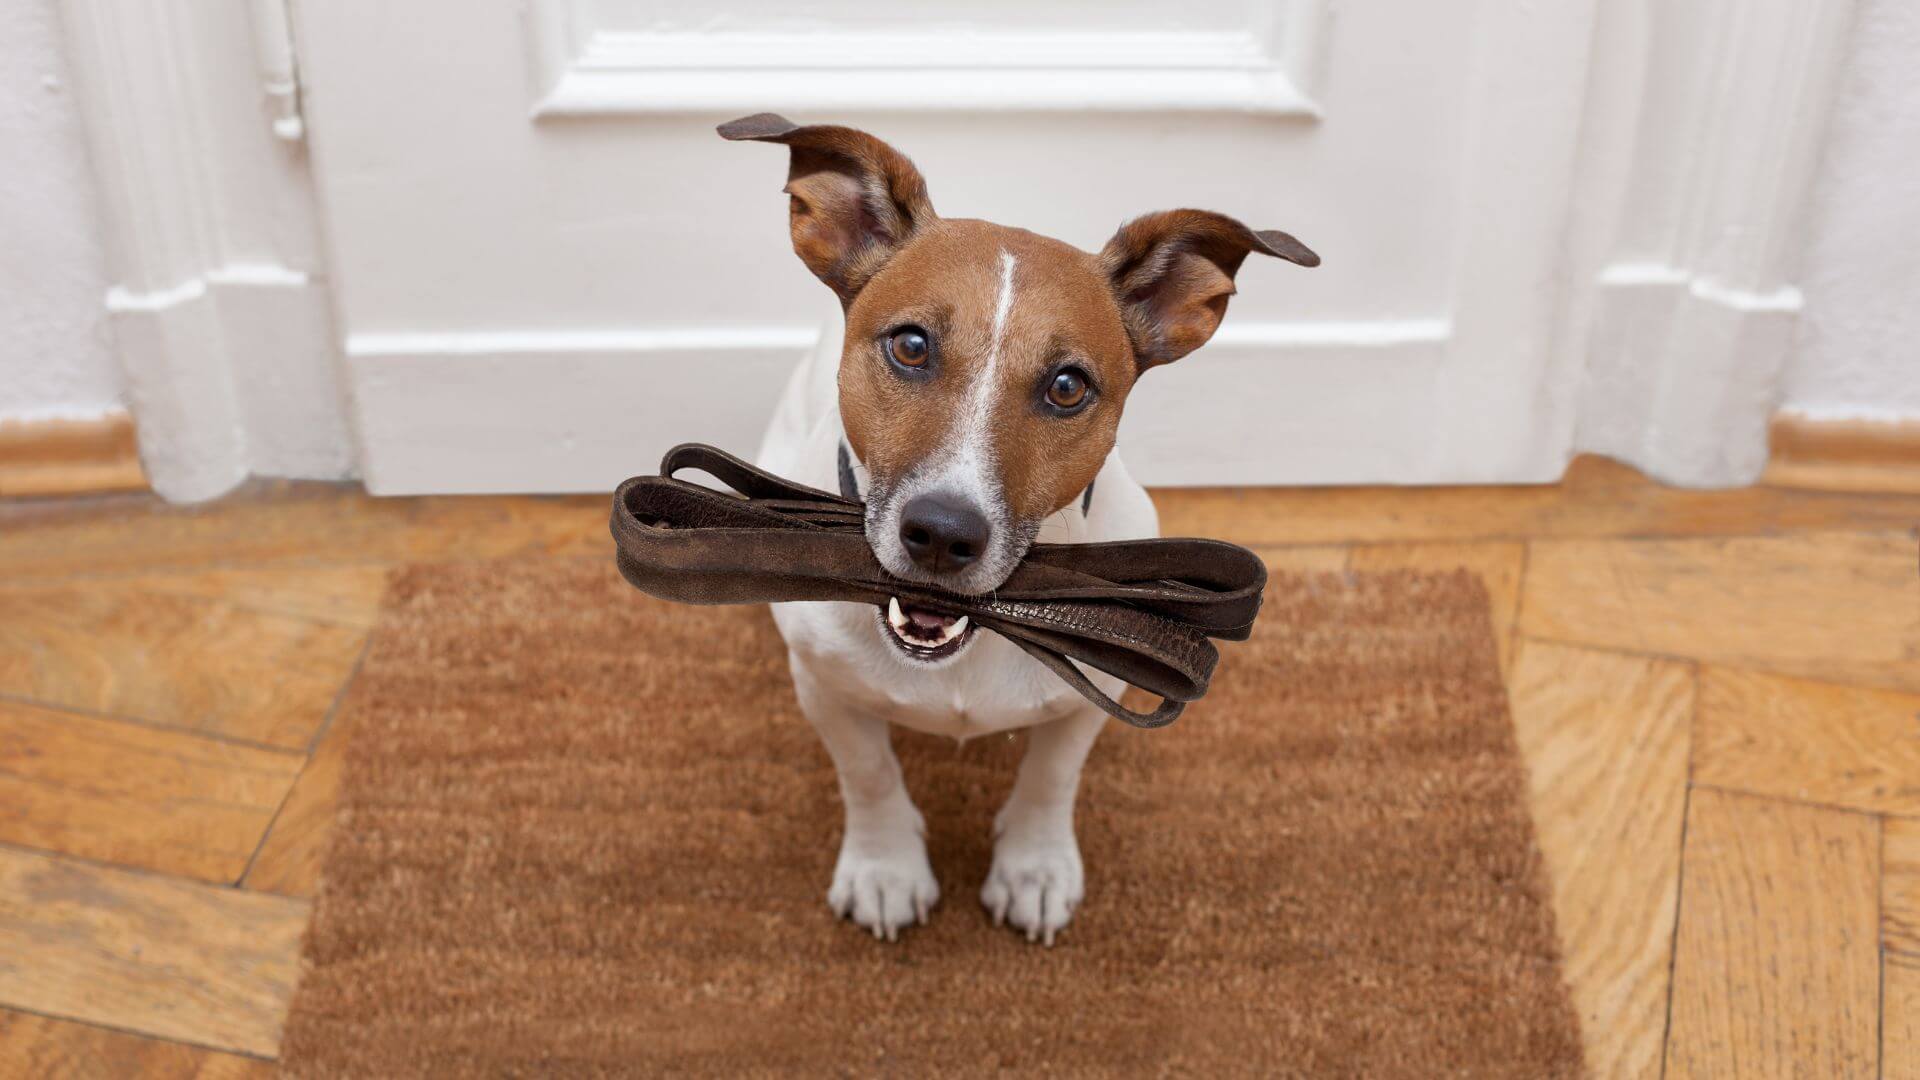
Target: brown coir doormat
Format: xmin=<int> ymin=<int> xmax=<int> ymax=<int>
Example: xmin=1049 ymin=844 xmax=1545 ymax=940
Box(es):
xmin=280 ymin=558 xmax=1581 ymax=1077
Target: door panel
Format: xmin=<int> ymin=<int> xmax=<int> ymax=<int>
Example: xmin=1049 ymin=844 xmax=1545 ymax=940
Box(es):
xmin=291 ymin=0 xmax=1596 ymax=492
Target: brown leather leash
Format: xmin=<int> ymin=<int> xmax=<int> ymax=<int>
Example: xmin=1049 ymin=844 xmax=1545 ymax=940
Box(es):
xmin=609 ymin=444 xmax=1267 ymax=728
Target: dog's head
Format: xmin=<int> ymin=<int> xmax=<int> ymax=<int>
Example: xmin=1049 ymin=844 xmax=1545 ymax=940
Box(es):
xmin=722 ymin=114 xmax=1316 ymax=659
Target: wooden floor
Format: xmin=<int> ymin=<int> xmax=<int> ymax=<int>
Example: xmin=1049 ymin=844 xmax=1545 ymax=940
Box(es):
xmin=0 ymin=456 xmax=1915 ymax=1077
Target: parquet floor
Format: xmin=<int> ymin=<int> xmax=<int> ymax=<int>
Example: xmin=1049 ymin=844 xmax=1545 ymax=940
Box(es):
xmin=0 ymin=456 xmax=1915 ymax=1077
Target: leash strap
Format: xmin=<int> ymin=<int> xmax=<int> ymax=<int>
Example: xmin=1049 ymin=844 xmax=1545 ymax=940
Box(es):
xmin=610 ymin=443 xmax=1267 ymax=728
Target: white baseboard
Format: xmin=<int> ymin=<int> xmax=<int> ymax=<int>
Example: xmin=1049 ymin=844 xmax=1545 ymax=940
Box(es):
xmin=347 ymin=320 xmax=1451 ymax=494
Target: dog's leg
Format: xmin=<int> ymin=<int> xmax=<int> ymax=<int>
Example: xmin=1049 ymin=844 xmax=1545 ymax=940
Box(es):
xmin=983 ymin=704 xmax=1105 ymax=945
xmin=791 ymin=657 xmax=939 ymax=941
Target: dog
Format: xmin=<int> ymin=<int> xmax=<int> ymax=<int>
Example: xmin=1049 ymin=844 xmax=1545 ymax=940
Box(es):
xmin=730 ymin=114 xmax=1318 ymax=944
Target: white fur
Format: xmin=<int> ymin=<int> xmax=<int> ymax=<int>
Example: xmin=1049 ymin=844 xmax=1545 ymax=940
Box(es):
xmin=863 ymin=250 xmax=1026 ymax=594
xmin=757 ymin=317 xmax=1160 ymax=945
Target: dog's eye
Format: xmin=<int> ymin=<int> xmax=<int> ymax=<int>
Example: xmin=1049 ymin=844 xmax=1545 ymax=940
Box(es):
xmin=1046 ymin=368 xmax=1090 ymax=411
xmin=887 ymin=328 xmax=931 ymax=369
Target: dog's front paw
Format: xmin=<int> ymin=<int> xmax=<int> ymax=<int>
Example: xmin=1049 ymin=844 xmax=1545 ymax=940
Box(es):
xmin=827 ymin=834 xmax=939 ymax=942
xmin=981 ymin=816 xmax=1084 ymax=946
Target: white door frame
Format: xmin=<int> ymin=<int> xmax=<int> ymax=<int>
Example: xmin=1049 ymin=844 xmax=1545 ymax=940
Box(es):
xmin=1562 ymin=0 xmax=1857 ymax=486
xmin=55 ymin=0 xmax=350 ymax=503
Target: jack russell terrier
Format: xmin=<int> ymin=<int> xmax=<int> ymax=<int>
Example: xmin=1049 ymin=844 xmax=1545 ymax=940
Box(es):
xmin=727 ymin=114 xmax=1318 ymax=944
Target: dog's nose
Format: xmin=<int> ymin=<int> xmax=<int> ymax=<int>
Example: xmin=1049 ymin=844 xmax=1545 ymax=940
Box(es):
xmin=899 ymin=494 xmax=989 ymax=574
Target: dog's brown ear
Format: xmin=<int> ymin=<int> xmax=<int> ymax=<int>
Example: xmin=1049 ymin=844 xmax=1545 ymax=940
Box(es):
xmin=1098 ymin=209 xmax=1318 ymax=370
xmin=719 ymin=113 xmax=937 ymax=304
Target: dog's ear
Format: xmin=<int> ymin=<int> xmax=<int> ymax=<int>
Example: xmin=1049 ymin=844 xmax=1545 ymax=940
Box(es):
xmin=1098 ymin=209 xmax=1318 ymax=370
xmin=719 ymin=113 xmax=937 ymax=304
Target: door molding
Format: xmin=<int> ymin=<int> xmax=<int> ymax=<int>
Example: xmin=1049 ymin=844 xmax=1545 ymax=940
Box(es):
xmin=526 ymin=0 xmax=1331 ymax=118
xmin=57 ymin=0 xmax=351 ymax=502
xmin=1563 ymin=0 xmax=1859 ymax=486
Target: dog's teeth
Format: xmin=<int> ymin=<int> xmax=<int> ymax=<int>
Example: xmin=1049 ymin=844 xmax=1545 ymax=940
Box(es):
xmin=884 ymin=598 xmax=970 ymax=652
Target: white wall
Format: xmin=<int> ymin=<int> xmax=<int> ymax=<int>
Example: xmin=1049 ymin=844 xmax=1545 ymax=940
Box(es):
xmin=1786 ymin=0 xmax=1920 ymax=422
xmin=0 ymin=0 xmax=122 ymax=423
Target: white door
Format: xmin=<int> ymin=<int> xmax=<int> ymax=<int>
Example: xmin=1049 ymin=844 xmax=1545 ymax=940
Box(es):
xmin=290 ymin=0 xmax=1599 ymax=493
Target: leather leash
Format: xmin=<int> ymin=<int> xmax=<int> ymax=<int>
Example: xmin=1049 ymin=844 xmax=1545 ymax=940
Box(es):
xmin=610 ymin=444 xmax=1267 ymax=728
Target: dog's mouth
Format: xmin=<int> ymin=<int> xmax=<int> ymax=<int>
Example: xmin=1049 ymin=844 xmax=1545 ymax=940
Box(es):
xmin=879 ymin=597 xmax=978 ymax=661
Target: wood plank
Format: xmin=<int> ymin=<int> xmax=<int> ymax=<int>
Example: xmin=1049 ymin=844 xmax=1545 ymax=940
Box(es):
xmin=0 ymin=847 xmax=308 ymax=1058
xmin=0 ymin=480 xmax=605 ymax=582
xmin=1506 ymin=640 xmax=1692 ymax=1080
xmin=1153 ymin=453 xmax=1920 ymax=547
xmin=0 ymin=1009 xmax=271 ymax=1079
xmin=1888 ymin=816 xmax=1920 ymax=959
xmin=1520 ymin=530 xmax=1920 ymax=695
xmin=1664 ymin=788 xmax=1880 ymax=1079
xmin=0 ymin=414 xmax=147 ymax=499
xmin=1247 ymin=544 xmax=1350 ymax=574
xmin=1350 ymin=542 xmax=1525 ymax=671
xmin=0 ymin=578 xmax=367 ymax=749
xmin=1893 ymin=826 xmax=1920 ymax=1076
xmin=1888 ymin=955 xmax=1920 ymax=1080
xmin=1766 ymin=412 xmax=1920 ymax=496
xmin=242 ymin=706 xmax=358 ymax=899
xmin=9 ymin=564 xmax=395 ymax=629
xmin=0 ymin=701 xmax=303 ymax=883
xmin=1695 ymin=667 xmax=1920 ymax=816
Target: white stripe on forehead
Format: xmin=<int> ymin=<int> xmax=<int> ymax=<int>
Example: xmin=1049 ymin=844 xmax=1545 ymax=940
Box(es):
xmin=916 ymin=249 xmax=1017 ymax=528
xmin=964 ymin=250 xmax=1018 ymax=442
xmin=989 ymin=249 xmax=1016 ymax=362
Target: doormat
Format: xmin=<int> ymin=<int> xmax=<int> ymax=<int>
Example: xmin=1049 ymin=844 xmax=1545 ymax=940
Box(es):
xmin=280 ymin=558 xmax=1581 ymax=1077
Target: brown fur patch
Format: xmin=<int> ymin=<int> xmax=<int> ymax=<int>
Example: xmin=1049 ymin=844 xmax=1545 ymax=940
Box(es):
xmin=1099 ymin=209 xmax=1318 ymax=369
xmin=720 ymin=114 xmax=938 ymax=303
xmin=839 ymin=220 xmax=1137 ymax=522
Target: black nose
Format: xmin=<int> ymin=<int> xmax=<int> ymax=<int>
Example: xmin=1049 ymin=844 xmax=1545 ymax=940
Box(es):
xmin=898 ymin=493 xmax=990 ymax=574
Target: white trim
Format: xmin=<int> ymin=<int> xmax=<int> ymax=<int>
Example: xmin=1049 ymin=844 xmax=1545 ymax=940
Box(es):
xmin=1686 ymin=277 xmax=1803 ymax=315
xmin=104 ymin=278 xmax=209 ymax=313
xmin=57 ymin=1 xmax=351 ymax=501
xmin=346 ymin=326 xmax=818 ymax=358
xmin=1597 ymin=263 xmax=1805 ymax=314
xmin=0 ymin=403 xmax=131 ymax=425
xmin=346 ymin=319 xmax=1451 ymax=494
xmin=104 ymin=264 xmax=314 ymax=313
xmin=1210 ymin=318 xmax=1453 ymax=348
xmin=527 ymin=2 xmax=1328 ymax=118
xmin=1566 ymin=0 xmax=1857 ymax=487
xmin=345 ymin=319 xmax=1451 ymax=361
xmin=344 ymin=319 xmax=1456 ymax=360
